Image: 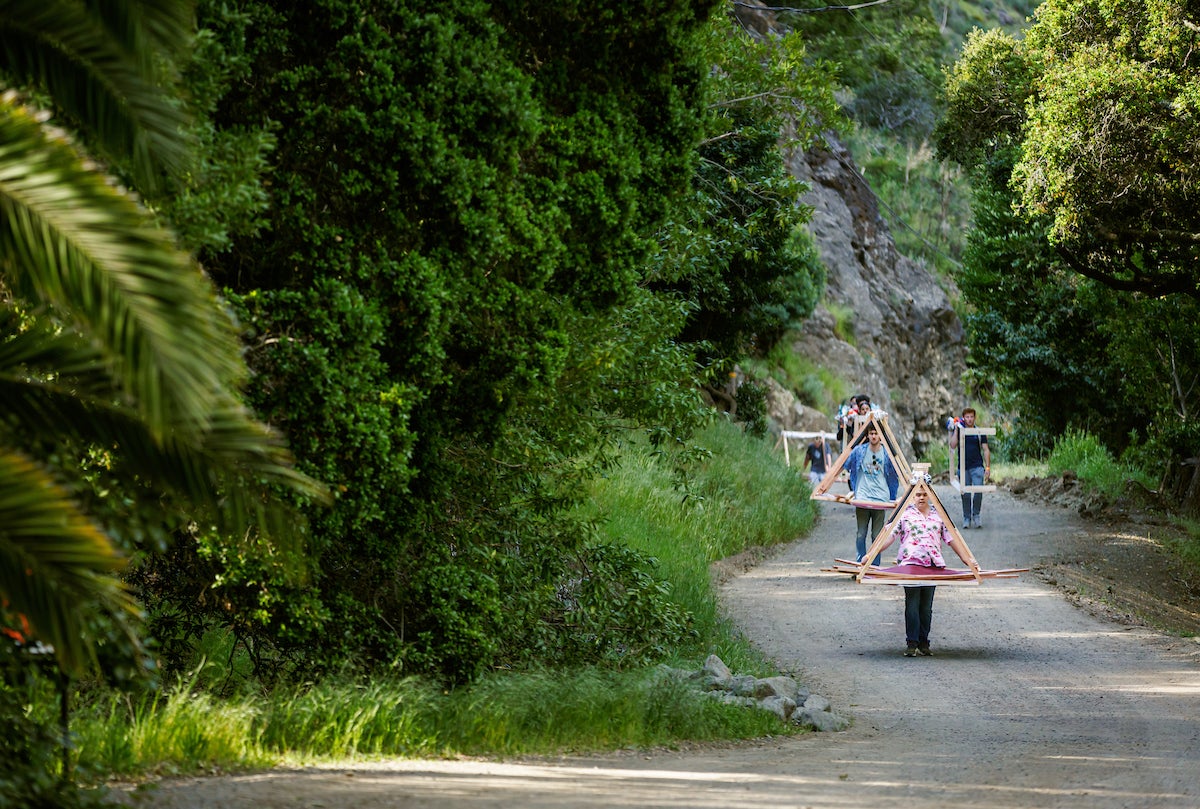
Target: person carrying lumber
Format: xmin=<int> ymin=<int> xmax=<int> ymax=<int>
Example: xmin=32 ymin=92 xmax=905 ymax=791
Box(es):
xmin=876 ymin=476 xmax=980 ymax=657
xmin=845 ymin=423 xmax=898 ymax=565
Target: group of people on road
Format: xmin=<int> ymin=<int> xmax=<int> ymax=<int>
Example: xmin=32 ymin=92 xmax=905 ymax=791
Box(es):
xmin=812 ymin=399 xmax=992 ymax=657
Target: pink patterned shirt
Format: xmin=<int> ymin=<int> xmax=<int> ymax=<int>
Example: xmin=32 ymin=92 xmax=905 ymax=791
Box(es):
xmin=891 ymin=504 xmax=950 ymax=568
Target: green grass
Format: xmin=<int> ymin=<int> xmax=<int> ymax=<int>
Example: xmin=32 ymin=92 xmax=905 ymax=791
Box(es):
xmin=1164 ymin=518 xmax=1200 ymax=575
xmin=990 ymin=461 xmax=1047 ymax=482
xmin=1047 ymin=429 xmax=1157 ymax=499
xmin=54 ymin=418 xmax=814 ymax=780
xmin=740 ymin=333 xmax=852 ymax=414
xmin=582 ymin=419 xmax=817 ymax=671
xmin=66 ymin=661 xmax=793 ymax=779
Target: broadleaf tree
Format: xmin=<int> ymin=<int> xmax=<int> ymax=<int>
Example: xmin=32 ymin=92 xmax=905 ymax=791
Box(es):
xmin=137 ymin=1 xmax=842 ymax=682
xmin=937 ymin=0 xmax=1200 ymax=298
xmin=936 ymin=0 xmax=1200 ymax=508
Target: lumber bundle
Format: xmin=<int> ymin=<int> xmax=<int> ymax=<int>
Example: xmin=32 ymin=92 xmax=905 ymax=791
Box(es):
xmin=822 ymin=561 xmax=1028 ymax=585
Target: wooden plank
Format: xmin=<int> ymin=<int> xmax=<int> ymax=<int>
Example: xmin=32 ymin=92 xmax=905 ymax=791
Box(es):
xmin=810 ymin=412 xmax=910 ymax=504
xmin=777 ymin=431 xmax=837 ymax=468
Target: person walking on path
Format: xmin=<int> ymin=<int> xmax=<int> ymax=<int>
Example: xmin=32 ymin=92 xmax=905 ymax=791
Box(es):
xmin=803 ymin=437 xmax=827 ymax=486
xmin=845 ymin=424 xmax=898 ymax=565
xmin=876 ymin=481 xmax=980 ymax=656
xmin=949 ymin=407 xmax=990 ymax=528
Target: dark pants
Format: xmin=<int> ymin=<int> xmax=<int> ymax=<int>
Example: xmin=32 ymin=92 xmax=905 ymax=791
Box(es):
xmin=904 ymin=585 xmax=936 ymax=644
xmin=855 ymin=507 xmax=885 ymax=564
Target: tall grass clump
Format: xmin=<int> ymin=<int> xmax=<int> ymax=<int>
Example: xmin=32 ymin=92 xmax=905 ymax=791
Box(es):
xmin=69 ymin=665 xmax=794 ymax=777
xmin=1047 ymin=429 xmax=1156 ymax=499
xmin=73 ymin=677 xmax=274 ymax=777
xmin=256 ymin=676 xmax=443 ymax=759
xmin=583 ymin=419 xmax=815 ymax=667
xmin=434 ymin=667 xmax=789 ymax=755
xmin=1164 ymin=518 xmax=1200 ymax=574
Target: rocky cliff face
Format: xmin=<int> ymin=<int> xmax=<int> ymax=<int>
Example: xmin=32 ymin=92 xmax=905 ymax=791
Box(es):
xmin=766 ymin=138 xmax=966 ymax=459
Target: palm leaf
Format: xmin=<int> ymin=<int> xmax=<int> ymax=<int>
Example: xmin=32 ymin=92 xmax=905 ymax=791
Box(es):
xmin=0 ymin=449 xmax=141 ymax=675
xmin=0 ymin=0 xmax=194 ymax=186
xmin=0 ymin=101 xmax=243 ymax=439
xmin=0 ymin=312 xmax=328 ymax=545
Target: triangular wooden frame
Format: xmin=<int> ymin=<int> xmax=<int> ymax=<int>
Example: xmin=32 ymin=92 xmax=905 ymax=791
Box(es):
xmin=853 ymin=465 xmax=980 ymax=583
xmin=949 ymin=424 xmax=999 ymax=495
xmin=810 ymin=411 xmax=912 ymax=506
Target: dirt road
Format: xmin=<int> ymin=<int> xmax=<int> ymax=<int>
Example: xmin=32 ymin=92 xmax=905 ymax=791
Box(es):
xmin=116 ymin=487 xmax=1200 ymax=808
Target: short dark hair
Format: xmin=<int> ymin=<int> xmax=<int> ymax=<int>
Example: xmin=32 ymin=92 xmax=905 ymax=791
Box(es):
xmin=962 ymin=406 xmax=976 ymax=417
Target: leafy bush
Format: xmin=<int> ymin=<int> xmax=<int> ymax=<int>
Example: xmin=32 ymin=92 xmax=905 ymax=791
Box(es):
xmin=735 ymin=381 xmax=769 ymax=438
xmin=0 ymin=667 xmax=110 ymax=809
xmin=1048 ymin=430 xmax=1115 ymax=476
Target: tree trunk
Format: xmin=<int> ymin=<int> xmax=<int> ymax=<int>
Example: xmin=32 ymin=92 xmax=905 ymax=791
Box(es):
xmin=1175 ymin=457 xmax=1200 ymax=518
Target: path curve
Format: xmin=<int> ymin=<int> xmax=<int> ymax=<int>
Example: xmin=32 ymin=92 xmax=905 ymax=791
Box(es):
xmin=115 ymin=487 xmax=1200 ymax=808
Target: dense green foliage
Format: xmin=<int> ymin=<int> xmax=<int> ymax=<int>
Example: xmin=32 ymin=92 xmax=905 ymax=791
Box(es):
xmin=782 ymin=0 xmax=947 ymax=141
xmin=56 ymin=418 xmax=810 ymax=777
xmin=936 ymin=0 xmax=1200 ymax=510
xmin=122 ymin=1 xmax=842 ymax=686
xmin=650 ymin=21 xmax=838 ymax=365
xmin=938 ymin=0 xmax=1200 ymax=298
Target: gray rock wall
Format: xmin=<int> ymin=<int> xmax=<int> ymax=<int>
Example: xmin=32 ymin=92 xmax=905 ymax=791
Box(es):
xmin=773 ymin=138 xmax=966 ymax=458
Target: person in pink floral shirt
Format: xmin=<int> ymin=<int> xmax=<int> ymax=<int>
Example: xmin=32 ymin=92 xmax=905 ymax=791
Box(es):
xmin=879 ymin=485 xmax=979 ymax=657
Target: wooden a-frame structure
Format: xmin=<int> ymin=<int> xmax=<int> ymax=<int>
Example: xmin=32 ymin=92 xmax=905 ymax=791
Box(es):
xmin=810 ymin=410 xmax=912 ymax=507
xmin=775 ymin=430 xmax=837 ymax=468
xmin=949 ymin=424 xmax=997 ymax=496
xmin=821 ymin=463 xmax=1028 ymax=585
xmin=854 ymin=466 xmax=978 ymax=582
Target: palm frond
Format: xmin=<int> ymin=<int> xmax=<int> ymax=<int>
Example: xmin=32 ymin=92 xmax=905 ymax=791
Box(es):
xmin=0 ymin=449 xmax=141 ymax=675
xmin=0 ymin=101 xmax=243 ymax=439
xmin=0 ymin=313 xmax=329 ymax=544
xmin=0 ymin=0 xmax=193 ymax=186
xmin=85 ymin=0 xmax=196 ymax=66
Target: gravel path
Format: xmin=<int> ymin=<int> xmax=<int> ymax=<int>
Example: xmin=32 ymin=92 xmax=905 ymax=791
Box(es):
xmin=114 ymin=487 xmax=1200 ymax=808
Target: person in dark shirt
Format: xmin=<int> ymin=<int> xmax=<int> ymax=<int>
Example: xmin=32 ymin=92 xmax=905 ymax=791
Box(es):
xmin=949 ymin=407 xmax=991 ymax=528
xmin=803 ymin=437 xmax=827 ymax=485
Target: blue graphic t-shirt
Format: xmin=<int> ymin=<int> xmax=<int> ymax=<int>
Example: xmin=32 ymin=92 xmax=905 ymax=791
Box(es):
xmin=857 ymin=449 xmax=890 ymax=502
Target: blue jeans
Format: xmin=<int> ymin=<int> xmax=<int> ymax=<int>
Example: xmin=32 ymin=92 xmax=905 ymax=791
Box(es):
xmin=855 ymin=507 xmax=885 ymax=565
xmin=961 ymin=465 xmax=985 ymax=524
xmin=904 ymin=585 xmax=936 ymax=644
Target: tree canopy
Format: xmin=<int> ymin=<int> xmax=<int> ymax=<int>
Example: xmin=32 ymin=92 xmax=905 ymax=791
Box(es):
xmin=937 ymin=0 xmax=1200 ymax=298
xmin=120 ymin=0 xmax=842 ymax=683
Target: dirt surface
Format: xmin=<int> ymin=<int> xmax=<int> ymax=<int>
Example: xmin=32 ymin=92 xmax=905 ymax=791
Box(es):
xmin=112 ymin=484 xmax=1200 ymax=809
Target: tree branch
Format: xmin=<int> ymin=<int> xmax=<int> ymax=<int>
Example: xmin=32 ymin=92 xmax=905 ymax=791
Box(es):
xmin=1055 ymin=245 xmax=1200 ymax=299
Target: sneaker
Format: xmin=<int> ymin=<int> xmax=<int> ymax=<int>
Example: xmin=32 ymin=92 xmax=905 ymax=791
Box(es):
xmin=904 ymin=644 xmax=919 ymax=657
xmin=918 ymin=643 xmax=933 ymax=657
xmin=974 ymin=521 xmax=983 ymax=529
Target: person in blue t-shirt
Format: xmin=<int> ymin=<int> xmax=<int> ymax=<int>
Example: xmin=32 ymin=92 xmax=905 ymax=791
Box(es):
xmin=845 ymin=424 xmax=899 ymax=564
xmin=949 ymin=407 xmax=991 ymax=528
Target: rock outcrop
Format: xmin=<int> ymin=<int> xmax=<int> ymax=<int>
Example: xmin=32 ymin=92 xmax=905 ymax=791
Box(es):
xmin=770 ymin=138 xmax=967 ymax=459
xmin=661 ymin=654 xmax=850 ymax=732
